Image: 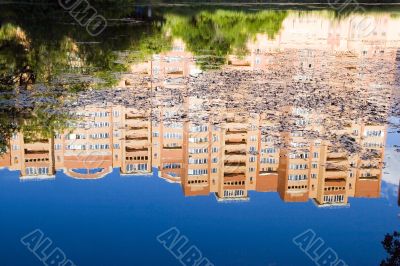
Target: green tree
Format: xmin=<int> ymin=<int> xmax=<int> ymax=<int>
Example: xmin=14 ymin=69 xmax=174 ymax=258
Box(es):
xmin=381 ymin=231 xmax=400 ymax=266
xmin=164 ymin=10 xmax=287 ymax=69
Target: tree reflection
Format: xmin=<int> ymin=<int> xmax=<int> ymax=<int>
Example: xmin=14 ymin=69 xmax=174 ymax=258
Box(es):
xmin=165 ymin=10 xmax=287 ymax=69
xmin=0 ymin=4 xmax=290 ymax=79
xmin=0 ymin=3 xmax=171 ymax=88
xmin=381 ymin=231 xmax=400 ymax=266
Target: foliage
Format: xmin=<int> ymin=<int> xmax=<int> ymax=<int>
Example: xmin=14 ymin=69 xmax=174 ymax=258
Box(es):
xmin=0 ymin=3 xmax=170 ymax=88
xmin=164 ymin=10 xmax=287 ymax=69
xmin=0 ymin=112 xmax=19 ymax=154
xmin=381 ymin=231 xmax=400 ymax=266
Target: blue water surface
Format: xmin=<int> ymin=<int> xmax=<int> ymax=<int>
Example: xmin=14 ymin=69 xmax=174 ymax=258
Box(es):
xmin=0 ymin=167 xmax=399 ymax=266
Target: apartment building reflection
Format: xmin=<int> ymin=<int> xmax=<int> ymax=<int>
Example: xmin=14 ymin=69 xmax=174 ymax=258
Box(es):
xmin=228 ymin=13 xmax=400 ymax=72
xmin=6 ymin=132 xmax=55 ymax=181
xmin=3 ymin=104 xmax=153 ymax=180
xmin=2 ymin=12 xmax=399 ymax=207
xmin=154 ymin=108 xmax=385 ymax=207
xmin=1 ymin=103 xmax=386 ymax=207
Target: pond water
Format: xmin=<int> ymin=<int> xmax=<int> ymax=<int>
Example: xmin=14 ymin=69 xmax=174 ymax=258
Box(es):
xmin=0 ymin=2 xmax=400 ymax=266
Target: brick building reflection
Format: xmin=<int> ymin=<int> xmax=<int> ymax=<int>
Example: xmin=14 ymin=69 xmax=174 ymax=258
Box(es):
xmin=2 ymin=12 xmax=399 ymax=207
xmin=0 ymin=104 xmax=387 ymax=207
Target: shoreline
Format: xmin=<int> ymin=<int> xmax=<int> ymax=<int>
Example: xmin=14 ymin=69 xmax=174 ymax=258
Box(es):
xmin=1 ymin=2 xmax=400 ymax=5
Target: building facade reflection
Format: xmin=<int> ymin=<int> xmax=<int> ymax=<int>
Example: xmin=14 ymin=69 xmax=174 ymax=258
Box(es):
xmin=1 ymin=12 xmax=399 ymax=207
xmin=1 ymin=103 xmax=387 ymax=207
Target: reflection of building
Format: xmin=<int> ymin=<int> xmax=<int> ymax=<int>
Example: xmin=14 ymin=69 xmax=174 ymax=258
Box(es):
xmin=54 ymin=106 xmax=118 ymax=179
xmin=8 ymin=133 xmax=55 ymax=180
xmin=228 ymin=13 xmax=400 ymax=72
xmin=152 ymin=107 xmax=386 ymax=207
xmin=3 ymin=12 xmax=399 ymax=207
xmin=355 ymin=124 xmax=386 ymax=198
xmin=2 ymin=104 xmax=387 ymax=206
xmin=6 ymin=105 xmax=153 ymax=180
xmin=119 ymin=39 xmax=200 ymax=89
xmin=0 ymin=152 xmax=11 ymax=169
xmin=122 ymin=108 xmax=152 ymax=175
xmin=149 ymin=94 xmax=387 ymax=206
